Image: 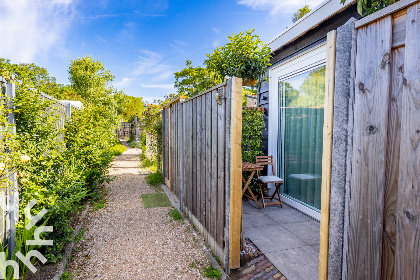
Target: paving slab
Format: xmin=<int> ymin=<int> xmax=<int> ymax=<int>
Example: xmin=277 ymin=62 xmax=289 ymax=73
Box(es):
xmin=245 ymin=225 xmax=305 ymax=253
xmin=243 ymin=212 xmax=276 ymax=230
xmin=285 ymin=220 xmax=320 ymax=246
xmin=265 ymin=246 xmax=318 ymax=280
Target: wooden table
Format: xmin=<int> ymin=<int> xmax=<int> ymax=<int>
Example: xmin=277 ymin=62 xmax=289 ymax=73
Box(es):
xmin=242 ymin=162 xmax=264 ymax=209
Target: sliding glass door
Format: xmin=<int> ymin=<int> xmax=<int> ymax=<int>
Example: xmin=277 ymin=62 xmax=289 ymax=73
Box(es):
xmin=278 ymin=65 xmax=325 ymax=211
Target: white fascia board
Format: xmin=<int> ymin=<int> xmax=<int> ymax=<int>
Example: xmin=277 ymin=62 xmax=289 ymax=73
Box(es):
xmin=267 ymin=0 xmax=356 ymax=53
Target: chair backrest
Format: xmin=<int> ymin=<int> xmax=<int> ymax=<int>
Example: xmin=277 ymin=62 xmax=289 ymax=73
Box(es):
xmin=255 ymin=155 xmax=275 ymax=176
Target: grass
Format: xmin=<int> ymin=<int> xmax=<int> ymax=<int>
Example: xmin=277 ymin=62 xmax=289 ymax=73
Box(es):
xmin=128 ymin=141 xmax=140 ymax=148
xmin=141 ymin=193 xmax=171 ymax=208
xmin=145 ymin=171 xmax=163 ymax=187
xmin=169 ymin=207 xmax=184 ymax=221
xmin=109 ymin=144 xmax=127 ymax=156
xmin=60 ymin=271 xmax=74 ymax=280
xmin=203 ymin=265 xmax=222 ymax=279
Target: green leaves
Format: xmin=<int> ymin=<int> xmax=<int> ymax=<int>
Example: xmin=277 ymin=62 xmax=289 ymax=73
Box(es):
xmin=204 ymin=29 xmax=271 ymax=89
xmin=242 ymin=108 xmax=265 ymax=163
xmin=174 ymin=60 xmax=222 ymax=98
xmin=341 ymin=0 xmax=397 ymax=16
xmin=292 ymin=5 xmax=311 ymax=23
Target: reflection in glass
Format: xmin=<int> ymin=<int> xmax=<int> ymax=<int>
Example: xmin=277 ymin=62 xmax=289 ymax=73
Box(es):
xmin=278 ymin=65 xmax=325 ymax=211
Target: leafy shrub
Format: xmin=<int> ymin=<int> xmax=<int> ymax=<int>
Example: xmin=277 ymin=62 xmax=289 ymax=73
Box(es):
xmin=110 ymin=144 xmax=127 ymax=156
xmin=203 ymin=265 xmax=221 ymax=279
xmin=145 ymin=171 xmax=163 ymax=187
xmin=205 ymin=29 xmax=271 ymax=89
xmin=0 ymin=57 xmax=121 ymax=268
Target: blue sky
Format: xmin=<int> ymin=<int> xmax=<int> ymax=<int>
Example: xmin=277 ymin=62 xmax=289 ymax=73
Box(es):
xmin=0 ymin=0 xmax=323 ymax=103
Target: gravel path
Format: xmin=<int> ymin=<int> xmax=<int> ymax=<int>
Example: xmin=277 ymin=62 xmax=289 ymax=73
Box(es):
xmin=68 ymin=142 xmax=211 ymax=279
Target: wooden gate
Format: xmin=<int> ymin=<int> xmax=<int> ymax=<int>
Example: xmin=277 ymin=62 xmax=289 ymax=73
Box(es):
xmin=347 ymin=2 xmax=420 ymax=279
xmin=162 ymin=78 xmax=243 ymax=271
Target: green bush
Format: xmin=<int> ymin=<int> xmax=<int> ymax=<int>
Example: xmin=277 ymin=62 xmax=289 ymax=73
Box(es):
xmin=145 ymin=171 xmax=163 ymax=187
xmin=0 ymin=57 xmax=121 ymax=270
xmin=242 ymin=108 xmax=265 ymax=193
xmin=110 ymin=144 xmax=127 ymax=156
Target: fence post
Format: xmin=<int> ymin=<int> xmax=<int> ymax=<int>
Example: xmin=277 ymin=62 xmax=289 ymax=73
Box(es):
xmin=5 ymin=80 xmax=18 ymax=260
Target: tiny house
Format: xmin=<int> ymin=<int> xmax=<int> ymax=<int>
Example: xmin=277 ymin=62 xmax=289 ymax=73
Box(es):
xmin=258 ymin=0 xmax=359 ymax=220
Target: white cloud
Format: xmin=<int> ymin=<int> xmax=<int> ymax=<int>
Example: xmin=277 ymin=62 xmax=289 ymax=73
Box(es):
xmin=132 ymin=50 xmax=177 ymax=82
xmin=237 ymin=0 xmax=324 ymax=15
xmin=140 ymin=83 xmax=174 ymax=90
xmin=114 ymin=77 xmax=132 ymax=88
xmin=0 ymin=0 xmax=75 ymax=63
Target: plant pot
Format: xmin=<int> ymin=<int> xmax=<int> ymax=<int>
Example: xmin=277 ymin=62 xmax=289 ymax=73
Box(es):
xmin=242 ymin=79 xmax=258 ymax=87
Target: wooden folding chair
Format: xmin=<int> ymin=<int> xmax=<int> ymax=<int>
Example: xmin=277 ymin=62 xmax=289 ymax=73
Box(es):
xmin=255 ymin=155 xmax=283 ymax=208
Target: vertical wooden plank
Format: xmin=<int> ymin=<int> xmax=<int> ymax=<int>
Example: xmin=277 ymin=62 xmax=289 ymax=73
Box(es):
xmin=169 ymin=106 xmax=173 ymax=189
xmin=230 ymin=77 xmax=242 ymax=269
xmin=188 ymin=101 xmax=193 ymax=210
xmin=206 ymin=92 xmax=212 ymax=233
xmin=162 ymin=108 xmax=166 ymax=180
xmin=348 ymin=16 xmax=392 ymax=280
xmin=396 ymin=4 xmax=420 ymax=279
xmin=201 ymin=95 xmax=207 ymax=225
xmin=381 ymin=46 xmax=404 ymax=280
xmin=192 ymin=98 xmax=197 ymax=216
xmin=196 ymin=96 xmax=202 ymax=223
xmin=217 ymin=86 xmax=226 ymax=247
xmin=211 ymin=89 xmax=218 ymax=240
xmin=180 ymin=101 xmax=185 ymax=210
xmin=224 ymin=82 xmax=232 ymax=273
xmin=319 ymin=30 xmax=336 ymax=280
xmin=184 ymin=102 xmax=189 ymax=209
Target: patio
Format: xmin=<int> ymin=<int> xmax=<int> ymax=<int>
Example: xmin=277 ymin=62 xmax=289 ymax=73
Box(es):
xmin=242 ymin=200 xmax=320 ymax=280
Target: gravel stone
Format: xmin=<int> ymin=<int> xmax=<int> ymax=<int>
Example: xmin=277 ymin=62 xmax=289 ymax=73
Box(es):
xmin=68 ymin=143 xmax=211 ymax=279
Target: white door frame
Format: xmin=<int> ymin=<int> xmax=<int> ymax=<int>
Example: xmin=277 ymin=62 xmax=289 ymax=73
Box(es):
xmin=267 ymin=43 xmax=327 ymax=220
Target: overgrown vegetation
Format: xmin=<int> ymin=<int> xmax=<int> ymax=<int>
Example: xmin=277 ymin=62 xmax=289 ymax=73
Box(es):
xmin=145 ymin=171 xmax=163 ymax=187
xmin=109 ymin=143 xmax=127 ymax=156
xmin=242 ymin=108 xmax=265 ymax=163
xmin=139 ymin=104 xmax=162 ymax=171
xmin=292 ymin=5 xmax=311 ymax=23
xmin=342 ymin=0 xmax=396 ymax=16
xmin=0 ymin=56 xmax=137 ymax=277
xmin=203 ymin=264 xmax=222 ymax=279
xmin=169 ymin=207 xmax=184 ymax=221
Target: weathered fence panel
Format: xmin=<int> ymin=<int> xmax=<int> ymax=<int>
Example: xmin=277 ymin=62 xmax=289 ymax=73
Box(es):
xmin=162 ymin=78 xmax=242 ymax=270
xmin=345 ymin=2 xmax=420 ymax=279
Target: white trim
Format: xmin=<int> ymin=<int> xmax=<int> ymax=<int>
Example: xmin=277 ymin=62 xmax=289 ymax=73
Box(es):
xmin=268 ymin=44 xmax=327 ymax=219
xmin=282 ymin=196 xmax=321 ymax=221
xmin=267 ymin=0 xmax=356 ymax=53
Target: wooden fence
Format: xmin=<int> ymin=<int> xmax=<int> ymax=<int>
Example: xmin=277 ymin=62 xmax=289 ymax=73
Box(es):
xmin=162 ymin=78 xmax=242 ymax=271
xmin=328 ymin=1 xmax=420 ymax=279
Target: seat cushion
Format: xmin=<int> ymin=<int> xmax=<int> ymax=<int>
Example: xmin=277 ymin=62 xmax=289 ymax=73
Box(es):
xmin=259 ymin=176 xmax=283 ymax=183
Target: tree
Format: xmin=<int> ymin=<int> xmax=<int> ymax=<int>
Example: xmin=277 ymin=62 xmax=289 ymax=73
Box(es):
xmin=204 ymin=29 xmax=271 ymax=88
xmin=114 ymin=91 xmax=144 ymax=121
xmin=68 ymin=56 xmax=115 ymax=103
xmin=292 ymin=5 xmax=311 ymax=23
xmin=174 ymin=60 xmax=222 ymax=98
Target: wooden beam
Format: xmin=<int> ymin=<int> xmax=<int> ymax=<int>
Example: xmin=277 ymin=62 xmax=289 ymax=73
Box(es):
xmin=319 ymin=30 xmax=337 ymax=280
xmin=229 ymin=77 xmax=242 ymax=269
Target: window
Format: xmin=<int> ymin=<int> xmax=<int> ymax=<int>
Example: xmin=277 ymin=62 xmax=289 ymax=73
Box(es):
xmin=278 ymin=65 xmax=325 ymax=211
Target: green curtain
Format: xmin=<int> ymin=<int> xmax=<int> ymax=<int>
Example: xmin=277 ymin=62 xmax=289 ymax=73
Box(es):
xmin=279 ymin=65 xmax=325 ymax=211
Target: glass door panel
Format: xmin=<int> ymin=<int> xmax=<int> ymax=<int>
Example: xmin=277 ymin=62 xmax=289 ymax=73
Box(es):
xmin=278 ymin=65 xmax=325 ymax=211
